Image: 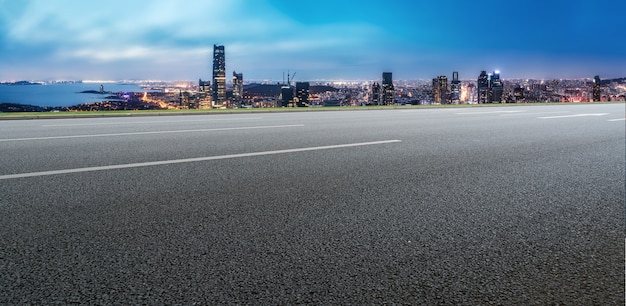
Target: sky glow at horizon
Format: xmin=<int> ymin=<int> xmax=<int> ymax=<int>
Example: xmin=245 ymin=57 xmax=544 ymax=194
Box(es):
xmin=1 ymin=0 xmax=625 ymax=81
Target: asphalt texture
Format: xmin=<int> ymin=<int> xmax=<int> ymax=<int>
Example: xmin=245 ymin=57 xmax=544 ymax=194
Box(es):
xmin=1 ymin=103 xmax=624 ymax=304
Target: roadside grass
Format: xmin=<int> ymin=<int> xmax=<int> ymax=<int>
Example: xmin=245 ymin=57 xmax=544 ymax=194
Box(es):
xmin=0 ymin=102 xmax=622 ymax=119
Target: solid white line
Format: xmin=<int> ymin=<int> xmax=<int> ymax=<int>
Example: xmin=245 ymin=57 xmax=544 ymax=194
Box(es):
xmin=455 ymin=110 xmax=526 ymax=115
xmin=538 ymin=113 xmax=609 ymax=119
xmin=42 ymin=117 xmax=262 ymax=127
xmin=0 ymin=124 xmax=304 ymax=142
xmin=0 ymin=140 xmax=402 ymax=180
xmin=607 ymin=118 xmax=626 ymax=122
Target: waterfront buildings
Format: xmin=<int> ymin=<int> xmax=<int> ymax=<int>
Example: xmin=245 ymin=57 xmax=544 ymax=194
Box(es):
xmin=212 ymin=45 xmax=226 ymax=106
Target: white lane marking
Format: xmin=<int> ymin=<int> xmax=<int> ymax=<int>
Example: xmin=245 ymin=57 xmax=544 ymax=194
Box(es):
xmin=0 ymin=140 xmax=402 ymax=180
xmin=607 ymin=118 xmax=626 ymax=122
xmin=538 ymin=113 xmax=609 ymax=119
xmin=0 ymin=124 xmax=304 ymax=142
xmin=42 ymin=117 xmax=262 ymax=127
xmin=499 ymin=111 xmax=571 ymax=117
xmin=455 ymin=110 xmax=527 ymax=115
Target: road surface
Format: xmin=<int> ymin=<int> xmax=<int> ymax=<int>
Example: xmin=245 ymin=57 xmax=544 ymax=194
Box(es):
xmin=1 ymin=103 xmax=624 ymax=304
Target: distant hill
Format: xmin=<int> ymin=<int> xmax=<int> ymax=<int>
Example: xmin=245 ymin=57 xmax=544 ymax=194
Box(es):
xmin=243 ymin=83 xmax=338 ymax=97
xmin=0 ymin=103 xmax=47 ymax=112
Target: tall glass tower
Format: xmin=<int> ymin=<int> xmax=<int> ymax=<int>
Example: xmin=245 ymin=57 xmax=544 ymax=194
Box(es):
xmin=382 ymin=72 xmax=394 ymax=105
xmin=477 ymin=71 xmax=489 ymax=104
xmin=212 ymin=45 xmax=226 ymax=106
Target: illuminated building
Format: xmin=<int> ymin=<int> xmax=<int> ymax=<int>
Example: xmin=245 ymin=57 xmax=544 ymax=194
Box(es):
xmin=212 ymin=45 xmax=226 ymax=106
xmin=477 ymin=71 xmax=489 ymax=104
xmin=199 ymin=79 xmax=210 ymax=92
xmin=489 ymin=71 xmax=503 ymax=103
xmin=432 ymin=75 xmax=448 ymax=104
xmin=450 ymin=71 xmax=460 ymax=104
xmin=371 ymin=82 xmax=381 ymax=105
xmin=592 ymin=75 xmax=601 ymax=102
xmin=295 ymin=82 xmax=310 ymax=107
xmin=232 ymin=71 xmax=243 ymax=105
xmin=382 ymin=72 xmax=394 ymax=105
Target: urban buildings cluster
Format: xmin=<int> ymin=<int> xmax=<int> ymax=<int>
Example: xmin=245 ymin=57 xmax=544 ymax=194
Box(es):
xmin=167 ymin=44 xmax=624 ymax=110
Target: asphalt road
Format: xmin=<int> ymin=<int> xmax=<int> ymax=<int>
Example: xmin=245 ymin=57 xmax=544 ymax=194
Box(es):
xmin=1 ymin=103 xmax=624 ymax=304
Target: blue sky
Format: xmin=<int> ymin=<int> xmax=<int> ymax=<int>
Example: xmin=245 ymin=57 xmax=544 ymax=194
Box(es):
xmin=1 ymin=0 xmax=624 ymax=81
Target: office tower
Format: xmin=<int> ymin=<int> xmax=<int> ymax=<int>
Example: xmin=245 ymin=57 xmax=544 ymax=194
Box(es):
xmin=382 ymin=72 xmax=394 ymax=105
xmin=450 ymin=71 xmax=461 ymax=104
xmin=295 ymin=82 xmax=310 ymax=107
xmin=280 ymin=85 xmax=293 ymax=107
xmin=212 ymin=45 xmax=226 ymax=106
xmin=232 ymin=71 xmax=243 ymax=105
xmin=477 ymin=70 xmax=489 ymax=104
xmin=371 ymin=82 xmax=381 ymax=105
xmin=489 ymin=71 xmax=503 ymax=103
xmin=432 ymin=76 xmax=448 ymax=104
xmin=592 ymin=75 xmax=601 ymax=102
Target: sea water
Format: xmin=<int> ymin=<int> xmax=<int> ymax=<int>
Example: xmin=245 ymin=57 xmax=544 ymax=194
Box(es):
xmin=0 ymin=83 xmax=147 ymax=107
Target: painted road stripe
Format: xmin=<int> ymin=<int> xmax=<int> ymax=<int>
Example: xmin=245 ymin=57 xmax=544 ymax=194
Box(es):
xmin=607 ymin=118 xmax=625 ymax=122
xmin=538 ymin=113 xmax=609 ymax=119
xmin=0 ymin=140 xmax=402 ymax=180
xmin=0 ymin=124 xmax=304 ymax=142
xmin=42 ymin=117 xmax=262 ymax=127
xmin=455 ymin=110 xmax=526 ymax=115
xmin=499 ymin=111 xmax=570 ymax=117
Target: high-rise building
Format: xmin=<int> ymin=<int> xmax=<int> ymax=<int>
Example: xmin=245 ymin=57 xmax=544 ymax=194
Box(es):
xmin=477 ymin=71 xmax=489 ymax=104
xmin=432 ymin=75 xmax=448 ymax=104
xmin=489 ymin=71 xmax=503 ymax=103
xmin=371 ymin=82 xmax=381 ymax=105
xmin=450 ymin=71 xmax=461 ymax=104
xmin=212 ymin=45 xmax=226 ymax=106
xmin=592 ymin=75 xmax=601 ymax=102
xmin=295 ymin=82 xmax=310 ymax=107
xmin=232 ymin=71 xmax=243 ymax=105
xmin=382 ymin=72 xmax=394 ymax=105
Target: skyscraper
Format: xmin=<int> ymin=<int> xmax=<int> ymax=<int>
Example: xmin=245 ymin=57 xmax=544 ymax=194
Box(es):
xmin=477 ymin=71 xmax=489 ymax=104
xmin=382 ymin=72 xmax=394 ymax=105
xmin=371 ymin=82 xmax=381 ymax=105
xmin=232 ymin=71 xmax=243 ymax=105
xmin=450 ymin=71 xmax=461 ymax=104
xmin=489 ymin=71 xmax=503 ymax=103
xmin=212 ymin=45 xmax=226 ymax=106
xmin=432 ymin=75 xmax=448 ymax=104
xmin=592 ymin=75 xmax=601 ymax=102
xmin=295 ymin=82 xmax=310 ymax=107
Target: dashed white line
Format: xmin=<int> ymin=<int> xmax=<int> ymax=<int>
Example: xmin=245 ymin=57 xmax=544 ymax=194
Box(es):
xmin=0 ymin=124 xmax=304 ymax=142
xmin=607 ymin=118 xmax=625 ymax=122
xmin=0 ymin=140 xmax=402 ymax=180
xmin=455 ymin=110 xmax=526 ymax=115
xmin=538 ymin=113 xmax=609 ymax=119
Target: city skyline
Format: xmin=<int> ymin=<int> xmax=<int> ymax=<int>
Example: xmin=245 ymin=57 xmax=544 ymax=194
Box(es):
xmin=1 ymin=0 xmax=625 ymax=81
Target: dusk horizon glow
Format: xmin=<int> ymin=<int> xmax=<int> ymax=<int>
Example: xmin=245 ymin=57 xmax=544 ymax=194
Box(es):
xmin=1 ymin=0 xmax=625 ymax=82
